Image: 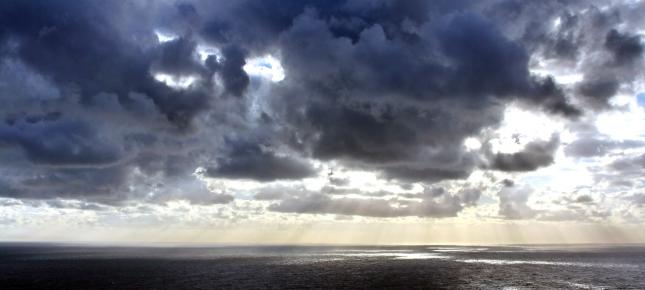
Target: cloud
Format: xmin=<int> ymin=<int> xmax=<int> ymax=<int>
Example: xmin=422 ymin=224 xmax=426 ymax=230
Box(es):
xmin=268 ymin=192 xmax=466 ymax=218
xmin=153 ymin=36 xmax=204 ymax=76
xmin=217 ymin=45 xmax=251 ymax=97
xmin=46 ymin=199 xmax=109 ymax=211
xmin=483 ymin=1 xmax=643 ymax=112
xmin=605 ymin=29 xmax=644 ymax=65
xmin=253 ymin=187 xmax=291 ymax=201
xmin=498 ymin=185 xmax=537 ymax=220
xmin=0 ymin=0 xmax=642 ymax=224
xmin=626 ymin=194 xmax=645 ymax=207
xmin=383 ymin=164 xmax=474 ymax=183
xmin=576 ymin=76 xmax=620 ymax=109
xmin=206 ymin=140 xmax=317 ymax=181
xmin=592 ymin=153 xmax=645 ymax=192
xmin=263 ymin=6 xmax=580 ymax=184
xmin=0 ymin=166 xmax=130 ymax=203
xmin=501 ymin=179 xmax=515 ymax=187
xmin=0 ymin=118 xmax=123 ymax=167
xmin=565 ymin=137 xmax=645 ymax=158
xmin=609 ymin=153 xmax=645 ymax=173
xmin=574 ymin=195 xmax=593 ymax=204
xmin=488 ymin=134 xmax=559 ymax=172
xmin=264 ymin=185 xmax=480 ymax=218
xmin=0 ymin=1 xmax=219 ymax=130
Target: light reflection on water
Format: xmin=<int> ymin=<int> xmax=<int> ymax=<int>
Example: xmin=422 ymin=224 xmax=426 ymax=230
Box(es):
xmin=332 ymin=251 xmax=450 ymax=260
xmin=394 ymin=253 xmax=452 ymax=260
xmin=335 ymin=249 xmax=414 ymax=253
xmin=429 ymin=247 xmax=488 ymax=252
xmin=323 ymin=246 xmax=645 ymax=269
xmin=454 ymin=258 xmax=638 ymax=269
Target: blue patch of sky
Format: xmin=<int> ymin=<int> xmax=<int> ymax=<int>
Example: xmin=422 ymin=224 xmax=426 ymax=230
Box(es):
xmin=637 ymin=92 xmax=645 ymax=108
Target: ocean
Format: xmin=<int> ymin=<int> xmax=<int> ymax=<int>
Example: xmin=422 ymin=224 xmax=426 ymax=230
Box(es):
xmin=1 ymin=243 xmax=644 ymax=289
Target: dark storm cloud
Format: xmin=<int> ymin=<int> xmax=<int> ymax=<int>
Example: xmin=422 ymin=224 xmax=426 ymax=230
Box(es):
xmin=576 ymin=77 xmax=620 ymax=109
xmin=483 ymin=1 xmax=643 ymax=111
xmin=206 ymin=140 xmax=317 ymax=181
xmin=581 ymin=27 xmax=643 ymax=110
xmin=0 ymin=118 xmax=122 ymax=167
xmin=196 ymin=0 xmax=466 ymax=51
xmin=548 ymin=11 xmax=583 ymax=60
xmin=275 ymin=8 xmax=578 ymax=113
xmin=488 ymin=135 xmax=559 ymax=172
xmin=204 ymin=44 xmax=251 ymax=97
xmin=1 ymin=166 xmax=129 ymax=203
xmin=0 ymin=0 xmax=639 ymax=211
xmin=0 ymin=0 xmax=240 ymax=204
xmin=481 ymin=0 xmax=586 ymax=61
xmin=257 ymin=2 xmax=582 ymax=183
xmin=218 ymin=45 xmax=251 ymax=97
xmin=153 ymin=36 xmax=204 ymax=76
xmin=0 ymin=0 xmax=221 ymax=130
xmin=605 ymin=29 xmax=644 ymax=65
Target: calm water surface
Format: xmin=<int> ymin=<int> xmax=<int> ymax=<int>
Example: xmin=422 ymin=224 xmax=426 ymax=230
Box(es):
xmin=1 ymin=243 xmax=644 ymax=289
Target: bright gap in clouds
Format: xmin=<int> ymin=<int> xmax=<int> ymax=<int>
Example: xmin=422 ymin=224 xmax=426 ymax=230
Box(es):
xmin=530 ymin=61 xmax=583 ymax=85
xmin=463 ymin=137 xmax=482 ymax=151
xmin=243 ymin=55 xmax=285 ymax=82
xmin=490 ymin=105 xmax=564 ymax=154
xmin=152 ymin=34 xmax=285 ymax=86
xmin=197 ymin=44 xmax=221 ymax=62
xmin=638 ymin=93 xmax=645 ymax=108
xmin=154 ymin=30 xmax=177 ymax=43
xmin=596 ymin=103 xmax=645 ymax=140
xmin=153 ymin=73 xmax=198 ymax=89
xmin=596 ymin=86 xmax=645 ymax=140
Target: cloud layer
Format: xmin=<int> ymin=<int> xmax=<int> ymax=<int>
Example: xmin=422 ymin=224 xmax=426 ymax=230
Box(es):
xmin=0 ymin=0 xmax=644 ymax=222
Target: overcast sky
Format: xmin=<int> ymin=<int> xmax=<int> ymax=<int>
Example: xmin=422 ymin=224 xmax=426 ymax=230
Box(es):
xmin=0 ymin=0 xmax=644 ymax=244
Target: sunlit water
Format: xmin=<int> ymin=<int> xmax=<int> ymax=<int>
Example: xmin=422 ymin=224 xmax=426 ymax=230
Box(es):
xmin=1 ymin=243 xmax=644 ymax=289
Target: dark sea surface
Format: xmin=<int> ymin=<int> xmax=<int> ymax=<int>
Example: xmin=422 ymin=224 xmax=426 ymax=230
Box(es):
xmin=1 ymin=243 xmax=644 ymax=289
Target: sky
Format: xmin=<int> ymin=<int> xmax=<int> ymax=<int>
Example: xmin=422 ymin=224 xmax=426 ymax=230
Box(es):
xmin=0 ymin=0 xmax=644 ymax=245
